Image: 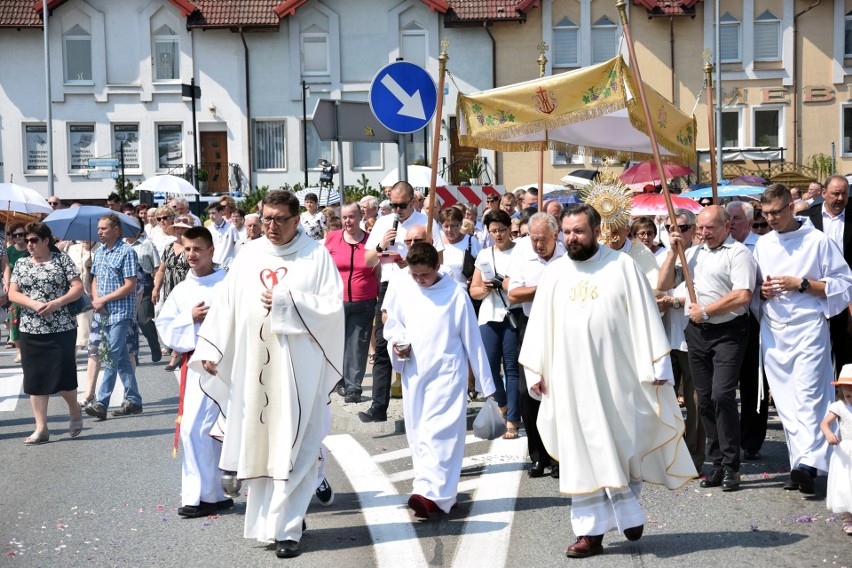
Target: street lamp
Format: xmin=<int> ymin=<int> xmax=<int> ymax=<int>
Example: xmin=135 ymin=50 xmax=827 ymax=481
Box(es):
xmin=302 ymin=81 xmax=310 ymax=188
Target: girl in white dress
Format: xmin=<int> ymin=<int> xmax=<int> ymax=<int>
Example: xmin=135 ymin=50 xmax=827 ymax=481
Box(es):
xmin=821 ymin=364 xmax=852 ymax=535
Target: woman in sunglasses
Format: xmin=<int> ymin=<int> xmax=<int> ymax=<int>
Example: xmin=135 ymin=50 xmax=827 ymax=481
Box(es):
xmin=3 ymin=223 xmax=29 ymax=362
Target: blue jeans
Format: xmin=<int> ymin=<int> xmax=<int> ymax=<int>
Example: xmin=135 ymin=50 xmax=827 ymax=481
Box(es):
xmin=96 ymin=318 xmax=142 ymax=407
xmin=479 ymin=317 xmax=520 ymax=423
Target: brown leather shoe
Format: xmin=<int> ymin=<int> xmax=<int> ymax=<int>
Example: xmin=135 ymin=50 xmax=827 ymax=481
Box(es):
xmin=623 ymin=524 xmax=644 ymax=541
xmin=566 ymin=535 xmax=604 ymax=558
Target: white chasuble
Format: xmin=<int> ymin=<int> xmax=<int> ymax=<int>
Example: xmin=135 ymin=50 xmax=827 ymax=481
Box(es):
xmin=191 ymin=231 xmax=344 ymax=482
xmin=383 ymin=272 xmax=496 ymax=512
xmin=520 ymin=246 xmax=696 ymax=496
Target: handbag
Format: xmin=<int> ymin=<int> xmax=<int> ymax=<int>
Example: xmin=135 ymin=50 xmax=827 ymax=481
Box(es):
xmin=461 ymin=236 xmax=476 ymax=279
xmin=490 ymin=247 xmax=518 ymax=331
xmin=473 ymin=398 xmax=507 ymax=440
xmin=59 ymin=253 xmax=93 ymax=317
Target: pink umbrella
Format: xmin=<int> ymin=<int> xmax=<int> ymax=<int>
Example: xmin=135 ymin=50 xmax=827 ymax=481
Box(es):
xmin=631 ymin=193 xmax=702 ymax=216
xmin=620 ymin=161 xmax=693 ymax=185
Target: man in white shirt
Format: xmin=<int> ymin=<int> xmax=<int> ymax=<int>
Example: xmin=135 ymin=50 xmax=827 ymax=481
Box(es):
xmin=206 ymin=203 xmax=239 ymax=268
xmin=169 ymin=197 xmax=202 ymax=227
xmin=359 ymin=181 xmax=444 ymax=423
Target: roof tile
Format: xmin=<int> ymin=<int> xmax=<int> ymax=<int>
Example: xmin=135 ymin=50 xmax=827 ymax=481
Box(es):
xmin=445 ymin=0 xmax=535 ymax=24
xmin=0 ymin=0 xmax=42 ymax=28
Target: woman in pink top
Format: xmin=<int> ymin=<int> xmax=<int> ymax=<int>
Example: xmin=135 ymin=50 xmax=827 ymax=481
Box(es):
xmin=324 ymin=203 xmax=379 ymax=403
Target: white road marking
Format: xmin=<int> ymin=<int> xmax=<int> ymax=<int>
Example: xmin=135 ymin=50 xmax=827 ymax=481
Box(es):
xmin=325 ymin=434 xmax=429 ymax=568
xmin=450 ymin=437 xmax=528 ymax=568
xmin=373 ymin=434 xmax=479 ymax=464
xmin=0 ymin=371 xmax=22 ymax=411
xmin=386 ymin=452 xmax=503 ymax=483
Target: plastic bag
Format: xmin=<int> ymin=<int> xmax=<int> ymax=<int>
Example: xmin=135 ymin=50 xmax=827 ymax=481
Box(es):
xmin=472 ymin=398 xmax=507 ymax=440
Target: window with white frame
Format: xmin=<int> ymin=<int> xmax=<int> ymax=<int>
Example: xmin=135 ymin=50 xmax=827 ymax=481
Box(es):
xmin=352 ymin=142 xmax=382 ymax=170
xmin=753 ymin=11 xmax=780 ymax=61
xmin=753 ymin=108 xmax=780 ymax=147
xmin=157 ymin=123 xmax=183 ymax=169
xmin=301 ymin=28 xmax=329 ymax=76
xmin=552 ymin=149 xmax=584 ymax=166
xmin=845 ymin=11 xmax=852 ymax=57
xmin=553 ymin=17 xmax=579 ymax=68
xmin=591 ymin=17 xmax=618 ymax=64
xmin=24 ymin=124 xmax=48 ymax=172
xmin=64 ymin=24 xmax=92 ymax=83
xmin=719 ymin=13 xmax=741 ymax=63
xmin=721 ymin=110 xmax=741 ymax=148
xmin=254 ymin=120 xmax=287 ymax=171
xmin=306 ymin=120 xmax=333 ymax=169
xmin=153 ymin=25 xmax=179 ymax=81
xmin=842 ymin=106 xmax=852 ymax=154
xmin=400 ymin=22 xmax=427 ymax=69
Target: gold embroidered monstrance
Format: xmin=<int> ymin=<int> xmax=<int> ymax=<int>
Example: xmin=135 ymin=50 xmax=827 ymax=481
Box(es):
xmin=580 ymin=174 xmax=633 ymax=245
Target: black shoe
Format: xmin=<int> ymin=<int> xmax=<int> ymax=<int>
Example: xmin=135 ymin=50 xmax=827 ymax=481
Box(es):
xmin=529 ymin=461 xmax=546 ymax=478
xmin=84 ymin=401 xmax=107 ymax=421
xmin=700 ymin=468 xmax=723 ymax=488
xmin=215 ymin=498 xmax=234 ymax=511
xmin=550 ymin=464 xmax=560 ymax=479
xmin=790 ymin=466 xmax=815 ymax=495
xmin=336 ymin=385 xmax=346 ymax=398
xmin=721 ymin=469 xmax=740 ymax=491
xmin=178 ymin=502 xmax=218 ymax=518
xmin=275 ymin=540 xmax=300 ymax=559
xmin=743 ymin=449 xmax=762 ymax=461
xmin=112 ymin=401 xmax=143 ymax=416
xmin=358 ymin=407 xmax=387 ymax=423
xmin=315 ymin=478 xmax=334 ymax=506
xmin=344 ymin=393 xmax=362 ymax=404
xmin=782 ymin=476 xmax=800 ymax=491
xmin=151 ymin=348 xmax=163 ymax=363
xmin=164 ymin=363 xmax=178 ymax=372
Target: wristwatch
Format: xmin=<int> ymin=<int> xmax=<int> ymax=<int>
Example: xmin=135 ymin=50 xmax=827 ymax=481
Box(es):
xmin=376 ymin=243 xmax=384 ymax=253
xmin=700 ymin=307 xmax=710 ymax=322
xmin=798 ymin=278 xmax=810 ymax=293
xmin=672 ymin=298 xmax=681 ymax=309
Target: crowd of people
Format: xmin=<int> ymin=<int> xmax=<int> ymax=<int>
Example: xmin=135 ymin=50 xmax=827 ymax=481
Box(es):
xmin=4 ymin=175 xmax=852 ymax=559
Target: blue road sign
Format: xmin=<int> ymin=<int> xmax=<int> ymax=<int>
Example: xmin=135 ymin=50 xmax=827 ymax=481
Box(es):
xmin=87 ymin=158 xmax=119 ymax=168
xmin=369 ymin=61 xmax=438 ymax=134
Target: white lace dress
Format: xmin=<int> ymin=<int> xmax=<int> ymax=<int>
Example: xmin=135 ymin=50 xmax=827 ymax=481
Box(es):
xmin=827 ymin=400 xmax=852 ymax=514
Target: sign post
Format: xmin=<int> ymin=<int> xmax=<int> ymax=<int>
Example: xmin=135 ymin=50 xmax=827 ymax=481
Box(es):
xmin=182 ymin=78 xmax=202 ymax=210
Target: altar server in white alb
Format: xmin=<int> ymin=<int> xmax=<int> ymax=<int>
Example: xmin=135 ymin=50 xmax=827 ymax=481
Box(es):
xmin=155 ymin=227 xmax=230 ymax=518
xmin=520 ymin=204 xmax=696 ymax=559
xmin=191 ymin=190 xmax=344 ymax=560
xmin=382 ymin=242 xmax=495 ymax=519
xmin=752 ymin=183 xmax=852 ymax=495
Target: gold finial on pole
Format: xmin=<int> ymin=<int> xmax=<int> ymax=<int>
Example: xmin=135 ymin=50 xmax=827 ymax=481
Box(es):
xmin=426 ymin=40 xmax=450 ymax=238
xmin=536 ymin=41 xmax=549 ymax=210
xmin=703 ymin=51 xmax=719 ymax=203
xmin=537 ymin=41 xmax=549 ymax=79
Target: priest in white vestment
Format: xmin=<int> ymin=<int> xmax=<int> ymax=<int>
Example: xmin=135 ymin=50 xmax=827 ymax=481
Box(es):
xmin=191 ymin=190 xmax=344 ymax=560
xmin=383 ymin=242 xmax=496 ymax=519
xmin=520 ymin=204 xmax=696 ymax=559
xmin=752 ymin=185 xmax=852 ymax=494
xmin=155 ymin=227 xmax=229 ymax=518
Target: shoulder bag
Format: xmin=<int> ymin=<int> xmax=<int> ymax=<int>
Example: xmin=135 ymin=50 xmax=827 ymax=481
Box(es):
xmin=58 ymin=253 xmax=92 ymax=317
xmin=461 ymin=235 xmax=476 ymax=279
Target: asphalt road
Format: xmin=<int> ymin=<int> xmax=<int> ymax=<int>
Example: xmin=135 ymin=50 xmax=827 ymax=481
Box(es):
xmin=1 ymin=344 xmax=850 ymax=567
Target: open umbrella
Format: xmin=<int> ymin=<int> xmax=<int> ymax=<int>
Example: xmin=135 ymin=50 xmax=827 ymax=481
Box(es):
xmin=513 ymin=183 xmax=565 ymax=194
xmin=619 ymin=161 xmax=693 ymax=185
xmin=43 ymin=206 xmax=141 ymax=241
xmin=134 ymin=174 xmax=199 ymax=196
xmin=0 ymin=182 xmax=52 ymax=215
xmin=631 ymin=193 xmax=702 ymax=216
xmin=293 ymin=188 xmax=341 ymax=207
xmin=381 ymin=166 xmax=448 ymax=188
xmin=559 ymin=174 xmax=596 ymax=188
xmin=681 ymin=185 xmax=766 ymax=200
xmin=731 ymin=175 xmax=768 ymax=185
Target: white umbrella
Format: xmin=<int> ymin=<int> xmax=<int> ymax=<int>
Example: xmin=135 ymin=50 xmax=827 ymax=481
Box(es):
xmin=293 ymin=188 xmax=341 ymax=207
xmin=559 ymin=174 xmax=595 ymax=188
xmin=513 ymin=183 xmax=566 ymax=194
xmin=380 ymin=165 xmax=448 ymax=188
xmin=134 ymin=174 xmax=199 ymax=196
xmin=0 ymin=182 xmax=52 ymax=215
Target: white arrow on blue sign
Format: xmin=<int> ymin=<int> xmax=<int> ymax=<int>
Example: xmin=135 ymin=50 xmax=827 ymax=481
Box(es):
xmin=369 ymin=61 xmax=438 ymax=134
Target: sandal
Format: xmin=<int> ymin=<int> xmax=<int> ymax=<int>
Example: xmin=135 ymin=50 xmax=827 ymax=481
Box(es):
xmin=78 ymin=394 xmax=94 ymax=408
xmin=69 ymin=417 xmax=83 ymax=438
xmin=24 ymin=431 xmax=50 ymax=446
xmin=502 ymin=426 xmax=520 ymax=440
xmin=843 ymin=514 xmax=852 ymax=535
xmin=5 ymin=341 xmax=14 ymax=349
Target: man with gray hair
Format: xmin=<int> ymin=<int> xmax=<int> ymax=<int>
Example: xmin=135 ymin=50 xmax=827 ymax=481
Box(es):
xmin=508 ymin=212 xmax=565 ymax=479
xmin=235 ymin=213 xmax=262 ymax=255
xmin=659 ymin=205 xmax=756 ymax=491
xmin=725 ymin=200 xmax=767 ymax=461
xmin=169 ymin=197 xmax=201 ymax=227
xmin=359 ymin=195 xmax=379 ymax=230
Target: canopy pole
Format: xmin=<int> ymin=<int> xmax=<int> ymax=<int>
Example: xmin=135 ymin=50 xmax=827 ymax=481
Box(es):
xmin=703 ymin=58 xmax=719 ymax=204
xmin=616 ymin=0 xmax=696 ymax=303
xmin=536 ymin=42 xmax=548 ymax=211
xmin=426 ymin=39 xmax=449 ymax=239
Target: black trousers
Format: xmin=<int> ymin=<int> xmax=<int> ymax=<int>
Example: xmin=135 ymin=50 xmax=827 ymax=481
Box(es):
xmin=517 ymin=315 xmax=553 ymax=466
xmin=137 ymin=278 xmax=160 ymax=356
xmin=739 ymin=314 xmax=769 ymax=453
xmin=685 ymin=315 xmax=749 ymax=472
xmin=369 ymin=282 xmax=391 ymax=414
xmin=829 ymin=311 xmax=852 ymax=377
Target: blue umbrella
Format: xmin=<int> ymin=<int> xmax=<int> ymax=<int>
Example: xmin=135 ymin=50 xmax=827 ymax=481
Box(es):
xmin=681 ymin=185 xmax=766 ymax=200
xmin=43 ymin=206 xmax=141 ymax=241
